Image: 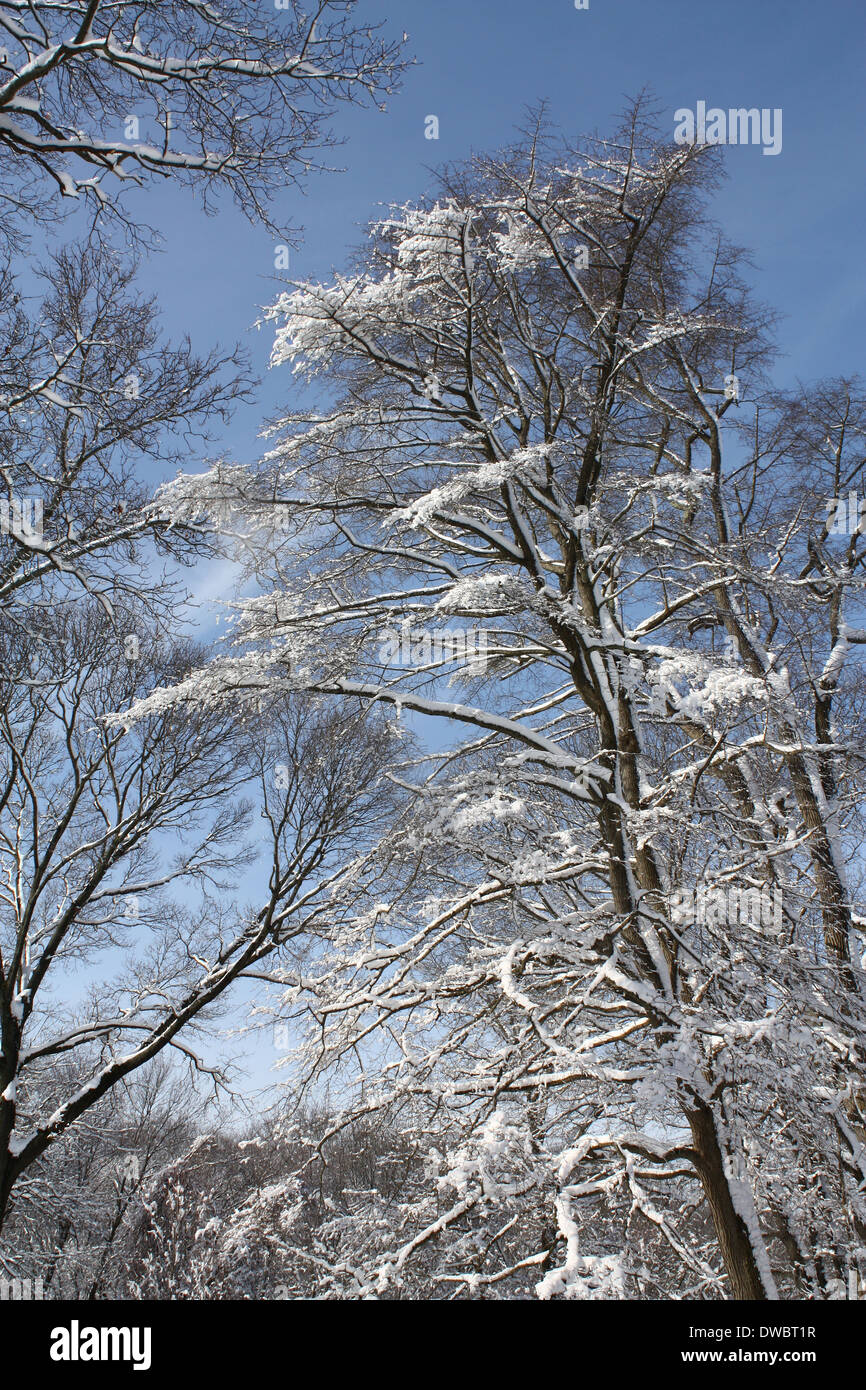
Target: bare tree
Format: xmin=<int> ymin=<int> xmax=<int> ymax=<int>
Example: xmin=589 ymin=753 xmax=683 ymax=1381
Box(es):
xmin=0 ymin=0 xmax=406 ymax=246
xmin=0 ymin=0 xmax=411 ymax=1273
xmin=0 ymin=598 xmax=400 ymax=1233
xmin=0 ymin=242 xmax=253 ymax=632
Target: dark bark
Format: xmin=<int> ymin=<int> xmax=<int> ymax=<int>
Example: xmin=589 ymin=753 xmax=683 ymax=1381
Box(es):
xmin=687 ymin=1100 xmax=770 ymax=1301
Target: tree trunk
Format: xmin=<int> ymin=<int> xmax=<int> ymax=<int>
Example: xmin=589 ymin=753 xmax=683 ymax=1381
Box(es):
xmin=0 ymin=1146 xmax=14 ymax=1236
xmin=686 ymin=1100 xmax=772 ymax=1300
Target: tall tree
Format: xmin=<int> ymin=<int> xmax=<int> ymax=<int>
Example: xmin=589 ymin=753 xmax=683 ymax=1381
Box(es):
xmin=137 ymin=112 xmax=866 ymax=1299
xmin=0 ymin=0 xmax=409 ymax=1256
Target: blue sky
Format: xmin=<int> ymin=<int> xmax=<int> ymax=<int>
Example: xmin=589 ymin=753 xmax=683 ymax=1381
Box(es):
xmin=70 ymin=0 xmax=866 ymax=1105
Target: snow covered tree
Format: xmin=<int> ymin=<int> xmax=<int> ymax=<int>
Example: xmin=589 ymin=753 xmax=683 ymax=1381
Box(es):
xmin=108 ymin=110 xmax=866 ymax=1300
xmin=1 ymin=1058 xmax=196 ymax=1298
xmin=122 ymin=1113 xmax=418 ymax=1300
